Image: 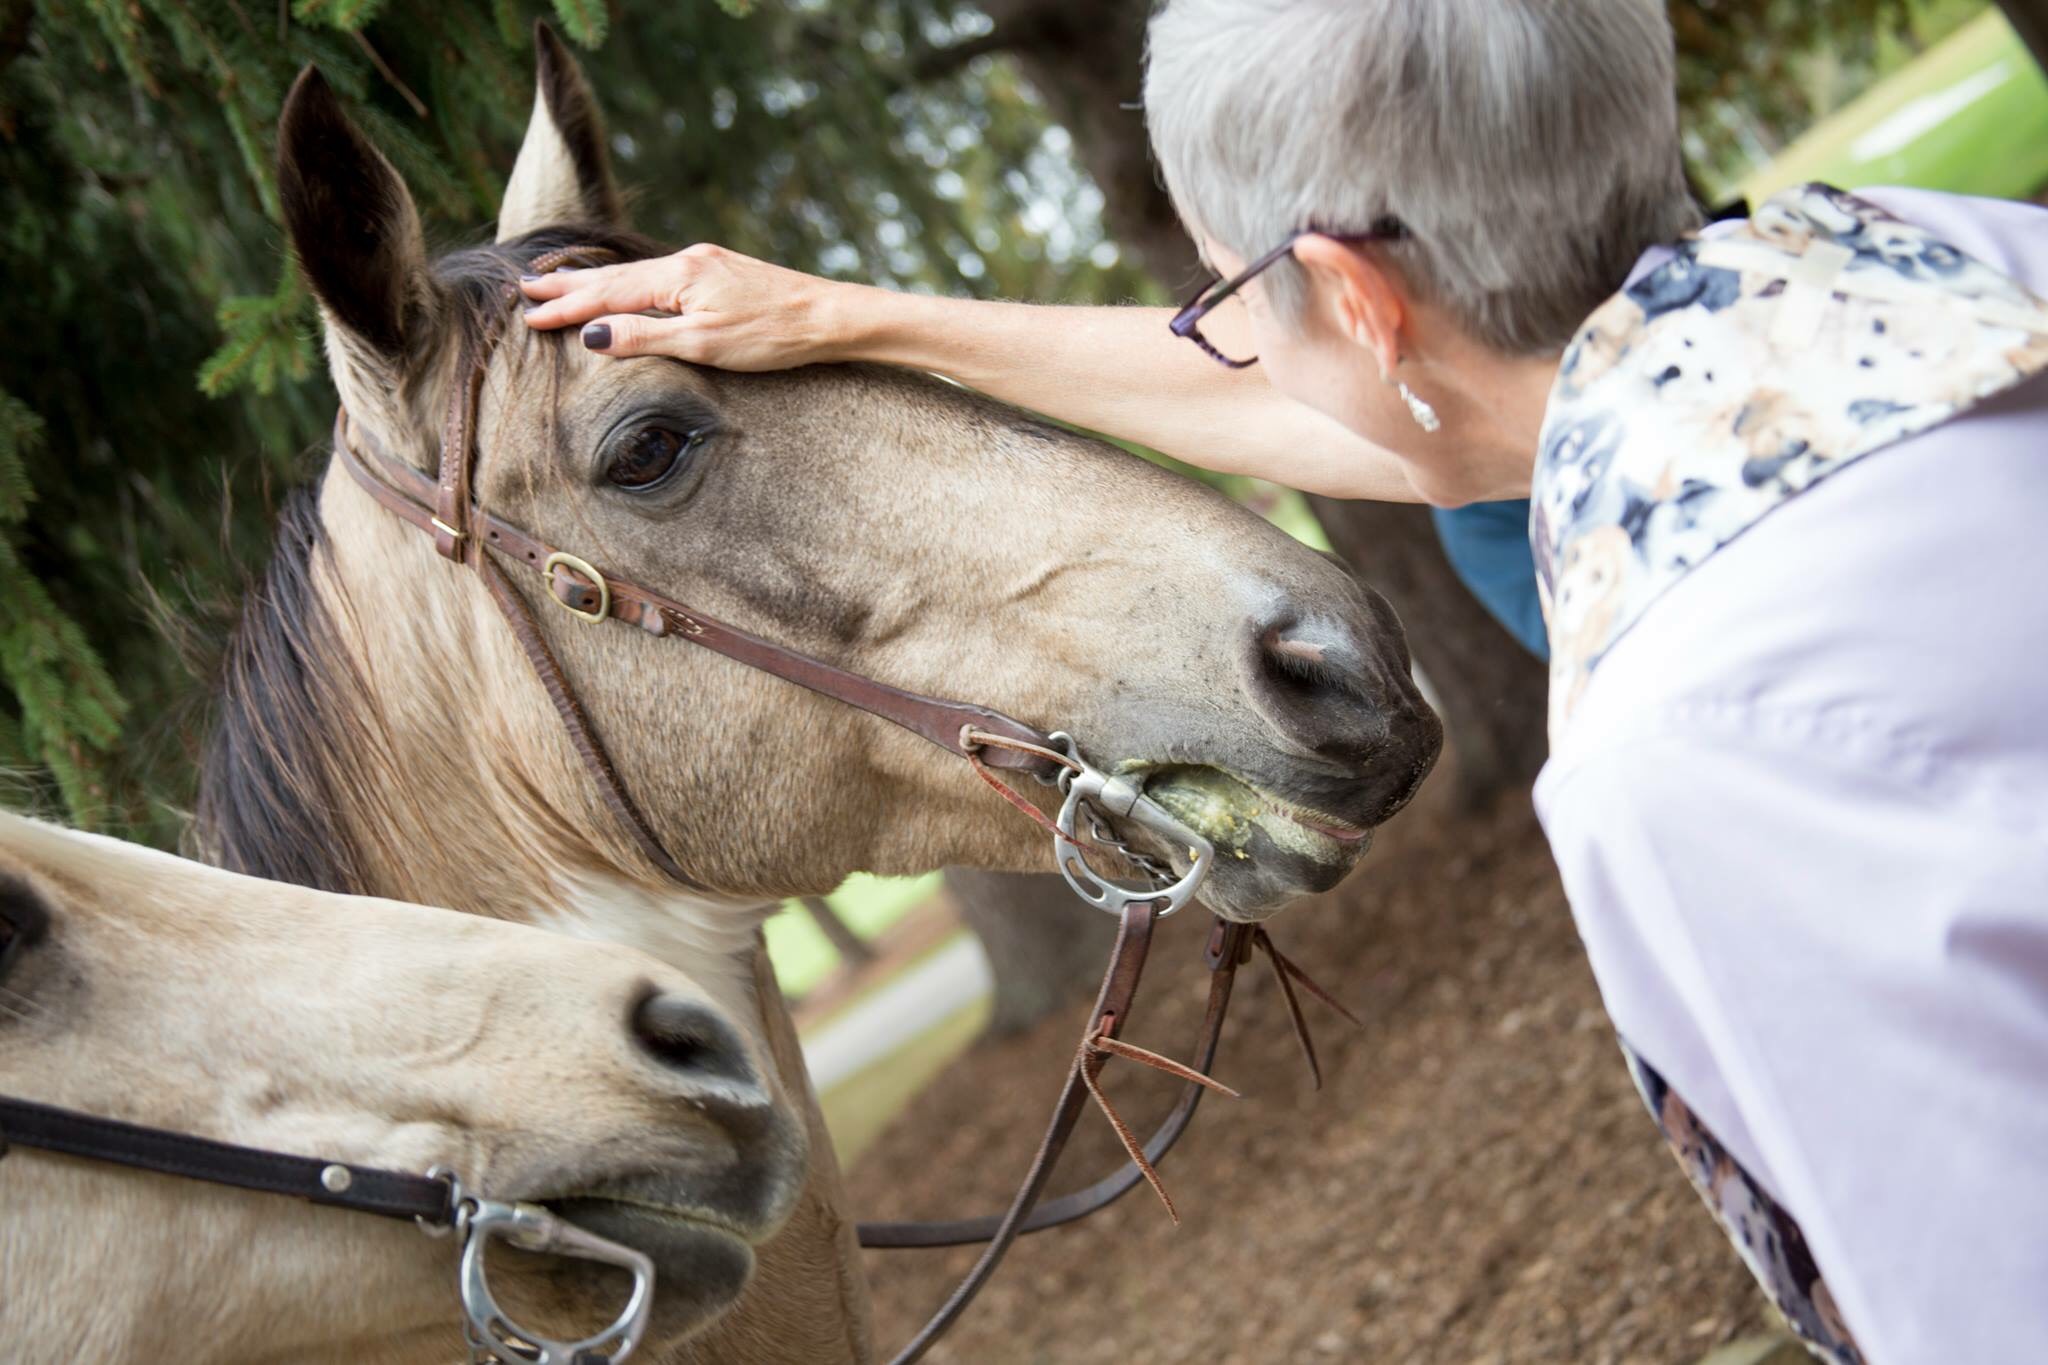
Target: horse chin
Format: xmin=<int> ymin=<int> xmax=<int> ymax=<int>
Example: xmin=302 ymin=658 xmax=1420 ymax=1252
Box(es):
xmin=1123 ymin=767 xmax=1373 ymax=924
xmin=539 ymin=1199 xmax=757 ymax=1342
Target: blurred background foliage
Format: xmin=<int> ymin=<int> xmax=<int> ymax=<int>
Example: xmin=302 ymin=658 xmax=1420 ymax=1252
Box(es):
xmin=1678 ymin=0 xmax=2009 ymax=190
xmin=0 ymin=0 xmax=2027 ymax=840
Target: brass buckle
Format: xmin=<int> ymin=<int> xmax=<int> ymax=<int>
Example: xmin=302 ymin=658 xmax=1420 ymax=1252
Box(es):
xmin=542 ymin=551 xmax=610 ymax=624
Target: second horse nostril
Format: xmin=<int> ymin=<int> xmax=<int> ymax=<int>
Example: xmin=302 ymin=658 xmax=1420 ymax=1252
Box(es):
xmin=630 ymin=990 xmax=759 ymax=1090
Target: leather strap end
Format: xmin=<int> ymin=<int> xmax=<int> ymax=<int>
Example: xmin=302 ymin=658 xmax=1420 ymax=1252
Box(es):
xmin=551 ymin=570 xmax=604 ymax=616
xmin=614 ymin=594 xmax=679 ymax=638
xmin=1204 ymin=920 xmax=1253 ymax=970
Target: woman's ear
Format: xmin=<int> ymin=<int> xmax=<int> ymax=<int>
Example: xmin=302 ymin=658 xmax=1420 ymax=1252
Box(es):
xmin=1292 ymin=233 xmax=1408 ymax=378
xmin=277 ymin=66 xmax=443 ymax=458
xmin=496 ymin=21 xmax=624 ymax=241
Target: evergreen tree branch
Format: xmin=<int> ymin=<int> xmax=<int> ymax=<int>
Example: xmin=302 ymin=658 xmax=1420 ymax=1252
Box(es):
xmin=353 ymin=29 xmax=425 ymax=117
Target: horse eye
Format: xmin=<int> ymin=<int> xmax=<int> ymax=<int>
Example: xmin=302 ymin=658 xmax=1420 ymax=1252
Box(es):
xmin=606 ymin=425 xmax=703 ymax=491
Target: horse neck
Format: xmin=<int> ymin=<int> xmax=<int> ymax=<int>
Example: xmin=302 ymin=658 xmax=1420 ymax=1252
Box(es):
xmin=311 ymin=470 xmax=878 ymax=1363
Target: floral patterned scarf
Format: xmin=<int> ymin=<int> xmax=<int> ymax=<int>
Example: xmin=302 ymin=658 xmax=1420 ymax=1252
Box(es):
xmin=1532 ymin=183 xmax=2048 ymax=745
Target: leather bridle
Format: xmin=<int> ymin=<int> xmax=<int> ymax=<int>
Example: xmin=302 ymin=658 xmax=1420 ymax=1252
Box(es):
xmin=0 ymin=1094 xmax=656 ymax=1363
xmin=0 ymin=245 xmax=1355 ymax=1365
xmin=330 ymin=245 xmax=1363 ymax=1362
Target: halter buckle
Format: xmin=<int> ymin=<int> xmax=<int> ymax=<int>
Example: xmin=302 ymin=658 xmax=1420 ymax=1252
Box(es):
xmin=543 ymin=552 xmax=611 ymax=625
xmin=451 ymin=1196 xmax=655 ymax=1364
xmin=1047 ymin=732 xmax=1214 ymax=918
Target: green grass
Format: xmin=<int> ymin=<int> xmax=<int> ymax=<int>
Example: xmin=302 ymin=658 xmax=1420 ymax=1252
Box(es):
xmin=1263 ymin=484 xmax=1334 ymax=551
xmin=1741 ymin=9 xmax=2048 ymax=202
xmin=764 ymin=869 xmax=943 ymax=997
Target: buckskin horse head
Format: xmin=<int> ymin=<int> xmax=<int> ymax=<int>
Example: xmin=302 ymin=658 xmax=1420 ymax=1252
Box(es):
xmin=193 ymin=27 xmax=1440 ymax=1361
xmin=0 ymin=810 xmax=805 ymax=1362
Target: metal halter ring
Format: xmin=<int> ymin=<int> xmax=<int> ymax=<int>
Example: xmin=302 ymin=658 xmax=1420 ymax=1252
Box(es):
xmin=444 ymin=1194 xmax=656 ymax=1365
xmin=1047 ymin=732 xmax=1215 ymax=918
xmin=543 ymin=551 xmax=611 ymax=625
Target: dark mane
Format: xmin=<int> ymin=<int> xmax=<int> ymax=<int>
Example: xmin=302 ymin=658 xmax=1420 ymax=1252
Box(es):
xmin=194 ymin=226 xmax=668 ymax=893
xmin=192 ymin=487 xmax=372 ymax=893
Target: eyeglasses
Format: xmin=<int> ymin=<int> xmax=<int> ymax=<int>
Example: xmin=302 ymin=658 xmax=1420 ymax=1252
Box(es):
xmin=1169 ymin=218 xmax=1410 ymax=369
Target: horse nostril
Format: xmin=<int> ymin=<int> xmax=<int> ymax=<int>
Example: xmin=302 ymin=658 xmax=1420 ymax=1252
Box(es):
xmin=630 ymin=990 xmax=760 ymax=1093
xmin=1245 ymin=596 xmax=1430 ymax=749
xmin=624 ymin=987 xmax=807 ymax=1235
xmin=1265 ymin=627 xmax=1331 ymax=670
xmin=1249 ymin=612 xmax=1380 ymax=745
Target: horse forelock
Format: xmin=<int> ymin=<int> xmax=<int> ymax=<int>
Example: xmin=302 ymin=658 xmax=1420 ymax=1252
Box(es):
xmin=433 ymin=224 xmax=669 ymax=352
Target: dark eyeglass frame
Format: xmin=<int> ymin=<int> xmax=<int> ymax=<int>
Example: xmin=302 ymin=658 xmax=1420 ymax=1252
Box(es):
xmin=1169 ymin=218 xmax=1410 ymax=369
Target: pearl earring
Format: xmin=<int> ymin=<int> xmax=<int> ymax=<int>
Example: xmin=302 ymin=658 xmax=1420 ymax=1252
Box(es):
xmin=1397 ymin=380 xmax=1441 ymax=434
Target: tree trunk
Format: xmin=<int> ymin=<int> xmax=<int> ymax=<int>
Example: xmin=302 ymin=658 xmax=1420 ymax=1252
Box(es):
xmin=944 ymin=867 xmax=1116 ymax=1037
xmin=1998 ymin=0 xmax=2048 ymax=75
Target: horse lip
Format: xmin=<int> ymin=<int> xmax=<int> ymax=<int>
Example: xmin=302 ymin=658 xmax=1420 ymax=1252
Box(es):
xmin=523 ymin=1166 xmax=783 ymax=1246
xmin=539 ymin=1196 xmax=758 ymax=1328
xmin=1257 ymin=793 xmax=1371 ymax=844
xmin=1126 ymin=764 xmax=1376 ymax=852
xmin=542 ymin=1190 xmax=761 ymax=1245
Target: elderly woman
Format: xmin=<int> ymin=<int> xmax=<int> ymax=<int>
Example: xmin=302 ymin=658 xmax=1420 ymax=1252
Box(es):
xmin=522 ymin=2 xmax=2048 ymax=1359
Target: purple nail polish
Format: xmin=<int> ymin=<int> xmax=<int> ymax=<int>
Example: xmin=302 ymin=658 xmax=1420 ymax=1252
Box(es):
xmin=518 ymin=273 xmax=540 ymax=282
xmin=582 ymin=323 xmax=611 ymax=350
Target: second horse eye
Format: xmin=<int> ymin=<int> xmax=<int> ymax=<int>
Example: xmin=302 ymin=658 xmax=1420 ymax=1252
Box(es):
xmin=607 ymin=427 xmax=693 ymax=489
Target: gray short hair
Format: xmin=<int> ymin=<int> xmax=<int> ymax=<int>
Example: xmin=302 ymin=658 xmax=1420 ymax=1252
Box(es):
xmin=1144 ymin=0 xmax=1702 ymax=355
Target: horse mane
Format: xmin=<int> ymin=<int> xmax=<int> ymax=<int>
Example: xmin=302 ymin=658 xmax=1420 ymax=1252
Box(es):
xmin=190 ymin=488 xmax=372 ymax=892
xmin=191 ymin=226 xmax=670 ymax=893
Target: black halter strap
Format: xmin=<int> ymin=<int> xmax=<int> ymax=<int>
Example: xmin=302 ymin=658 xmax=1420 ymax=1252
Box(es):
xmin=0 ymin=1094 xmax=457 ymax=1225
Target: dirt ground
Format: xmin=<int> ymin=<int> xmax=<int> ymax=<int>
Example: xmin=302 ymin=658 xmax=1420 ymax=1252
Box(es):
xmin=842 ymin=783 xmax=1778 ymax=1364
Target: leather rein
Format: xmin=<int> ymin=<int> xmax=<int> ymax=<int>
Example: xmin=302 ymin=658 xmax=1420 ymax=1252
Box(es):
xmin=0 ymin=246 xmax=1355 ymax=1365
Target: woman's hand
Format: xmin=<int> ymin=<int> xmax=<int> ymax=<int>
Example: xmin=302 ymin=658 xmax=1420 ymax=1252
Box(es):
xmin=518 ymin=244 xmax=855 ymax=370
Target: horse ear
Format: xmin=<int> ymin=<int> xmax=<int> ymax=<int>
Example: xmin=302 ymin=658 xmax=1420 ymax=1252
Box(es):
xmin=278 ymin=67 xmax=441 ymax=446
xmin=497 ymin=21 xmax=624 ymax=241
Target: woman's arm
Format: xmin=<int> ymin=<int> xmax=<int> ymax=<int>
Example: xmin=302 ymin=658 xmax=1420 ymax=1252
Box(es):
xmin=519 ymin=245 xmax=1420 ymax=502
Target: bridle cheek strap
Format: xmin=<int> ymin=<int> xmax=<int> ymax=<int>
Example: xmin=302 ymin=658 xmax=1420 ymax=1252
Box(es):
xmin=474 ymin=549 xmax=706 ymax=890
